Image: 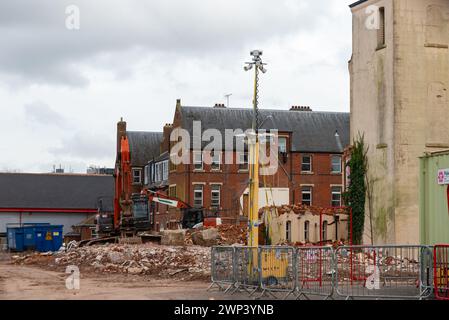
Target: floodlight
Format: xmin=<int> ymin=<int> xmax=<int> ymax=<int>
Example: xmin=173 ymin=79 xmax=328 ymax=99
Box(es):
xmin=244 ymin=64 xmax=253 ymax=71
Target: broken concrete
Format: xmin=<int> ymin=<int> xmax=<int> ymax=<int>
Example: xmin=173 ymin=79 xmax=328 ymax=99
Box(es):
xmin=191 ymin=228 xmax=219 ymax=247
xmin=161 ymin=230 xmax=186 ymax=246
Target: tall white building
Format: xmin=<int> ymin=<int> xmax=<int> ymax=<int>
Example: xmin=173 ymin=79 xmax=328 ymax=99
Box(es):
xmin=349 ymin=0 xmax=449 ymax=244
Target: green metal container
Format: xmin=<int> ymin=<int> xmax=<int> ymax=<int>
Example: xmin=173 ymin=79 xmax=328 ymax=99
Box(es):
xmin=419 ymin=150 xmax=449 ymax=245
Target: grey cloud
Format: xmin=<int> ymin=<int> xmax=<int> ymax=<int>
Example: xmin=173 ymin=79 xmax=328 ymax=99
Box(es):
xmin=49 ymin=132 xmax=115 ymax=160
xmin=0 ymin=0 xmax=332 ymax=87
xmin=24 ymin=101 xmax=67 ymax=127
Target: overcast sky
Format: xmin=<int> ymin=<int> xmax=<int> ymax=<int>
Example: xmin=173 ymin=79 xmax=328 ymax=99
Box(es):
xmin=0 ymin=0 xmax=355 ymax=173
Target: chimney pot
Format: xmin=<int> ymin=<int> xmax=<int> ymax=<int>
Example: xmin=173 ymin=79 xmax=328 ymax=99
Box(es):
xmin=290 ymin=105 xmax=312 ymax=111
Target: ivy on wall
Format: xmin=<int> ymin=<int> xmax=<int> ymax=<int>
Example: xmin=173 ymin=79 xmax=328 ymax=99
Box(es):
xmin=344 ymin=134 xmax=368 ymax=245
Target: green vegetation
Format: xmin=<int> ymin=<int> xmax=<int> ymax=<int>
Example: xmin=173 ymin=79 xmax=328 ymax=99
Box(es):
xmin=344 ymin=134 xmax=368 ymax=245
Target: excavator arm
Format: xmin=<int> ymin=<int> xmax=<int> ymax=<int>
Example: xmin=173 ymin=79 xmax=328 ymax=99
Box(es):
xmin=113 ymin=136 xmax=132 ymax=231
xmin=141 ymin=189 xmax=191 ymax=209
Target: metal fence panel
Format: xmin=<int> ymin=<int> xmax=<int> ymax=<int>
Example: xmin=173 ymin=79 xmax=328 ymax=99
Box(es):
xmin=335 ymin=245 xmax=432 ymax=300
xmin=232 ymin=246 xmax=260 ymax=295
xmin=258 ymin=246 xmax=296 ymax=299
xmin=208 ymin=246 xmax=235 ymax=292
xmin=295 ymin=246 xmax=335 ymax=300
xmin=434 ymin=245 xmax=449 ymax=300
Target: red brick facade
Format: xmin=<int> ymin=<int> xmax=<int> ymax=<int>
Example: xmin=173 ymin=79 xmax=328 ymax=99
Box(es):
xmin=122 ymin=101 xmax=348 ymax=230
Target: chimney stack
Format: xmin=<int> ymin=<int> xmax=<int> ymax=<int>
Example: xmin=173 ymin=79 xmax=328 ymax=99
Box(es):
xmin=214 ymin=103 xmax=226 ymax=108
xmin=290 ymin=106 xmax=312 ymax=112
xmin=161 ymin=123 xmax=174 ymax=153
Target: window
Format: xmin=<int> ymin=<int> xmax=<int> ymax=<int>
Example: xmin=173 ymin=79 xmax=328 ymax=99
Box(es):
xmin=238 ymin=152 xmax=249 ymax=171
xmin=331 ymin=155 xmax=342 ymax=173
xmin=301 ymin=155 xmax=312 ymax=172
xmin=155 ymin=163 xmax=161 ymax=182
xmin=169 ymin=185 xmax=177 ymax=198
xmin=278 ymin=137 xmax=287 ymax=153
xmin=331 ymin=186 xmax=342 ymax=207
xmin=301 ymin=187 xmax=312 ymax=206
xmin=194 ymin=152 xmax=203 ymax=171
xmin=378 ymin=7 xmax=385 ymax=48
xmin=169 ymin=160 xmax=177 ymax=172
xmin=193 ymin=184 xmax=203 ymax=208
xmin=286 ymin=221 xmax=292 ymax=243
xmin=211 ymin=152 xmax=221 ymax=171
xmin=132 ymin=169 xmax=142 ymax=184
xmin=162 ymin=160 xmax=169 ymax=181
xmin=211 ymin=184 xmax=221 ymax=208
xmin=144 ymin=165 xmax=149 ymax=185
xmin=304 ymin=221 xmax=310 ymax=243
xmin=322 ymin=221 xmax=328 ymax=242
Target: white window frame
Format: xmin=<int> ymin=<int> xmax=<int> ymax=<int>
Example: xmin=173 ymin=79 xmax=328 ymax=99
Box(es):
xmin=278 ymin=137 xmax=287 ymax=153
xmin=211 ymin=184 xmax=221 ymax=208
xmin=144 ymin=165 xmax=149 ymax=185
xmin=193 ymin=151 xmax=203 ymax=171
xmin=301 ymin=187 xmax=312 ymax=206
xmin=155 ymin=163 xmax=161 ymax=182
xmin=162 ymin=160 xmax=169 ymax=181
xmin=301 ymin=155 xmax=312 ymax=173
xmin=331 ymin=155 xmax=342 ymax=174
xmin=193 ymin=184 xmax=204 ymax=208
xmin=331 ymin=186 xmax=342 ymax=207
xmin=132 ymin=168 xmax=142 ymax=184
xmin=238 ymin=152 xmax=249 ymax=171
xmin=211 ymin=152 xmax=221 ymax=171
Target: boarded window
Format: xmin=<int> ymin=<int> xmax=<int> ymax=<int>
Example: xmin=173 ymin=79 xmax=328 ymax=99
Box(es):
xmin=304 ymin=221 xmax=310 ymax=243
xmin=286 ymin=221 xmax=292 ymax=243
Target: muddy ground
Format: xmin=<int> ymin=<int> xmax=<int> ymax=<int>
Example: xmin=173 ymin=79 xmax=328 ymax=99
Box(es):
xmin=0 ymin=252 xmax=248 ymax=300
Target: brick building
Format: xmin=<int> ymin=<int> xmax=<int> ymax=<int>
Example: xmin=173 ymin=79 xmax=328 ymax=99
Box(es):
xmin=147 ymin=99 xmax=349 ymax=229
xmin=115 ymin=118 xmax=163 ymax=194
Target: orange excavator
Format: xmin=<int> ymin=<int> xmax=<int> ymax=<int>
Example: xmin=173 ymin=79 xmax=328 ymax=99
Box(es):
xmin=113 ymin=135 xmax=133 ymax=234
xmin=106 ymin=136 xmax=203 ymax=237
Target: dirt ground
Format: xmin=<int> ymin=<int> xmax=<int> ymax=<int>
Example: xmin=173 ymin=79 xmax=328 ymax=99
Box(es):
xmin=0 ymin=253 xmax=248 ymax=300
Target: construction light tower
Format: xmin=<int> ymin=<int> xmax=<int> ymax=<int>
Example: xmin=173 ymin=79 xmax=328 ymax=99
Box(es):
xmin=244 ymin=50 xmax=267 ymax=248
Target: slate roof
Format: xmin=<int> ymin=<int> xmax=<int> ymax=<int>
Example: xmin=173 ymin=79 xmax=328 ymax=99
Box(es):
xmin=179 ymin=106 xmax=350 ymax=153
xmin=0 ymin=173 xmax=114 ymax=211
xmin=127 ymin=131 xmax=163 ymax=166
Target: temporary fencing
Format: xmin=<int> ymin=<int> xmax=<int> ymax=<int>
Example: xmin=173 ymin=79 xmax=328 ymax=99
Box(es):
xmin=295 ymin=246 xmax=335 ymax=300
xmin=208 ymin=246 xmax=235 ymax=292
xmin=434 ymin=245 xmax=449 ymax=300
xmin=231 ymin=246 xmax=260 ymax=295
xmin=210 ymin=244 xmax=442 ymax=300
xmin=258 ymin=246 xmax=296 ymax=299
xmin=334 ymin=245 xmax=433 ymax=300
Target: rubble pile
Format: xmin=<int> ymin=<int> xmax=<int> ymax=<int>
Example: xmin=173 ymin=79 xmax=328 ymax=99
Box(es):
xmin=217 ymin=224 xmax=247 ymax=245
xmin=13 ymin=243 xmax=211 ymax=280
xmin=184 ymin=225 xmax=247 ymax=246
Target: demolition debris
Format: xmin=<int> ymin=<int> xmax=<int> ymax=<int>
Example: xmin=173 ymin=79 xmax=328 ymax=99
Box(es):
xmin=12 ymin=243 xmax=211 ymax=280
